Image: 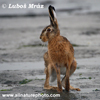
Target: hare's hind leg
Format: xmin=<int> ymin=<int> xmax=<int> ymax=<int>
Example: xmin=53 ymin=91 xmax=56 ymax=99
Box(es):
xmin=70 ymin=59 xmax=80 ymax=91
xmin=70 ymin=58 xmax=77 ymax=76
xmin=61 ymin=59 xmax=80 ymax=91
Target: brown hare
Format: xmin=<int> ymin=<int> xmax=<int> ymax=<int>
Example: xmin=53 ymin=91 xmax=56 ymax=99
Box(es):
xmin=40 ymin=5 xmax=80 ymax=92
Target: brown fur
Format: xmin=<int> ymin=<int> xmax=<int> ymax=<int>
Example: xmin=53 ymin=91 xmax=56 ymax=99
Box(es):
xmin=40 ymin=5 xmax=80 ymax=92
xmin=43 ymin=52 xmax=80 ymax=91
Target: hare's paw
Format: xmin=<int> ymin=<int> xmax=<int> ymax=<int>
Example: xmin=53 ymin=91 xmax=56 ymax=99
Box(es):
xmin=70 ymin=85 xmax=81 ymax=91
xmin=51 ymin=86 xmax=58 ymax=90
xmin=44 ymin=86 xmax=62 ymax=92
xmin=74 ymin=88 xmax=81 ymax=91
xmin=44 ymin=86 xmax=57 ymax=90
xmin=48 ymin=86 xmax=62 ymax=92
xmin=57 ymin=88 xmax=62 ymax=92
xmin=44 ymin=86 xmax=52 ymax=90
xmin=51 ymin=86 xmax=62 ymax=92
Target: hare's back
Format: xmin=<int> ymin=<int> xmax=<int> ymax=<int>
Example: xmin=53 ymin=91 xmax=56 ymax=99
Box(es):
xmin=61 ymin=36 xmax=74 ymax=53
xmin=48 ymin=35 xmax=74 ymax=64
xmin=56 ymin=36 xmax=74 ymax=54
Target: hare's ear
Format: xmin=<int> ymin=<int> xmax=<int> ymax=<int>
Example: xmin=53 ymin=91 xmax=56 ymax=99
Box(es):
xmin=48 ymin=5 xmax=58 ymax=28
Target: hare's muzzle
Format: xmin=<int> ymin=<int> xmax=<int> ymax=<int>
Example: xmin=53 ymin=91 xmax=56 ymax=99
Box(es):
xmin=40 ymin=33 xmax=43 ymax=40
xmin=40 ymin=34 xmax=44 ymax=41
xmin=40 ymin=33 xmax=48 ymax=42
xmin=40 ymin=35 xmax=42 ymax=39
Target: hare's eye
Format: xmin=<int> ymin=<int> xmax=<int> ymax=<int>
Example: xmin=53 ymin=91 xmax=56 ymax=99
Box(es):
xmin=47 ymin=28 xmax=51 ymax=32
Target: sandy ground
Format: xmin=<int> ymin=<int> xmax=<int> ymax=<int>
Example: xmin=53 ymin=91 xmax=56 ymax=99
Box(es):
xmin=0 ymin=14 xmax=100 ymax=100
xmin=0 ymin=58 xmax=100 ymax=100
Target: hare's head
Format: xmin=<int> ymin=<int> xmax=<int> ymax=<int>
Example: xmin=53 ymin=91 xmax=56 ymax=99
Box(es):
xmin=40 ymin=5 xmax=60 ymax=42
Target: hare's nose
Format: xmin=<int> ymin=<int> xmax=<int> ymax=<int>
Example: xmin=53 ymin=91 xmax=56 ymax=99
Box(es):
xmin=40 ymin=33 xmax=43 ymax=39
xmin=40 ymin=35 xmax=42 ymax=39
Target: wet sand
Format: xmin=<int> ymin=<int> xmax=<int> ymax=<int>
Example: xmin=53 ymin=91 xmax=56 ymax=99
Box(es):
xmin=0 ymin=14 xmax=100 ymax=100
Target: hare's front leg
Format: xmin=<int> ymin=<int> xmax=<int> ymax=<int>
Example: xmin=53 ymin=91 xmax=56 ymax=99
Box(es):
xmin=44 ymin=52 xmax=51 ymax=89
xmin=54 ymin=64 xmax=62 ymax=92
xmin=44 ymin=52 xmax=58 ymax=90
xmin=44 ymin=64 xmax=52 ymax=89
xmin=44 ymin=64 xmax=58 ymax=90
